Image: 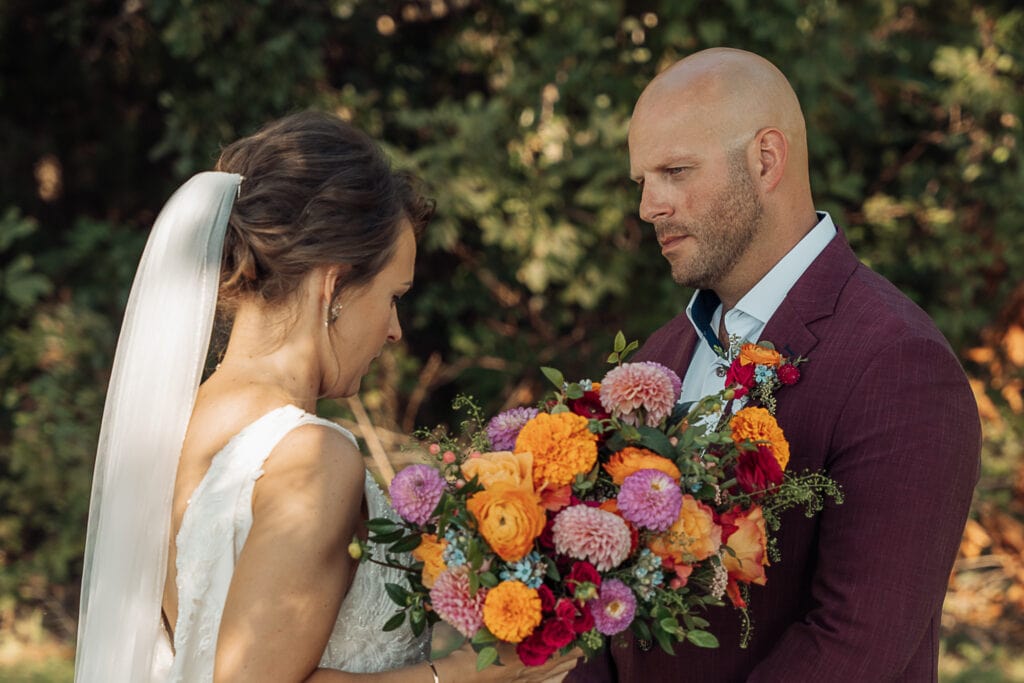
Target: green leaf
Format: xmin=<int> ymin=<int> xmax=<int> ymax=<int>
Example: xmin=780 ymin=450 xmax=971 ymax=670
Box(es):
xmin=479 ymin=571 xmax=500 ymax=588
xmin=476 ymin=646 xmax=499 ymax=671
xmin=566 ymin=383 xmax=584 ymax=399
xmin=652 ymin=624 xmax=676 ymax=654
xmin=637 ymin=426 xmax=676 ymax=457
xmin=366 ymin=518 xmax=400 ymax=534
xmin=659 ymin=617 xmax=680 ymax=634
xmin=472 ymin=628 xmax=498 ymax=646
xmin=388 ymin=534 xmax=423 ymax=554
xmin=686 ymin=630 xmax=720 ymax=648
xmin=384 ymin=582 xmax=410 ymax=606
xmin=630 ymin=620 xmax=651 ymax=642
xmin=540 ymin=366 xmax=565 ymax=389
xmin=382 ymin=611 xmax=406 ymax=632
xmin=369 ymin=529 xmax=405 ymax=544
xmin=607 ymin=351 xmax=620 ymax=364
xmin=614 ymin=331 xmax=626 ymax=352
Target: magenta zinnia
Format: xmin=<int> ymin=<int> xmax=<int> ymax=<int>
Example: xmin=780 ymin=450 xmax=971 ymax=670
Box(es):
xmin=429 ymin=569 xmax=487 ymax=638
xmin=616 ymin=469 xmax=683 ymax=532
xmin=591 ymin=579 xmax=636 ymax=635
xmin=551 ymin=504 xmax=631 ymax=571
xmin=599 ymin=362 xmax=680 ymax=426
xmin=389 ymin=464 xmax=446 ymax=525
xmin=486 ymin=407 xmax=540 ymax=451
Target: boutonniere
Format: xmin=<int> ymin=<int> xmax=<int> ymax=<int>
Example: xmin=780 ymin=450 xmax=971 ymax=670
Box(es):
xmin=722 ymin=340 xmax=806 ymax=415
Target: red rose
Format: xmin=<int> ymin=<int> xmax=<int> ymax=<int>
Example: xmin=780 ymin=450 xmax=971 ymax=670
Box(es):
xmin=554 ymin=597 xmax=577 ymax=623
xmin=516 ymin=631 xmax=556 ymax=666
xmin=725 ymin=358 xmax=756 ymax=396
xmin=540 ymin=616 xmax=576 ymax=649
xmin=572 ymin=603 xmax=595 ymax=634
xmin=537 ymin=584 xmax=556 ymax=613
xmin=735 ymin=445 xmax=784 ymax=495
xmin=567 ymin=561 xmax=601 ymax=595
xmin=568 ymin=390 xmax=610 ymax=420
xmin=777 ymin=364 xmax=800 ymax=385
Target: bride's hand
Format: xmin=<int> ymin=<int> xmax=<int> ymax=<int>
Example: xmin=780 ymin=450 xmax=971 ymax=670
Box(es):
xmin=434 ymin=642 xmax=580 ymax=683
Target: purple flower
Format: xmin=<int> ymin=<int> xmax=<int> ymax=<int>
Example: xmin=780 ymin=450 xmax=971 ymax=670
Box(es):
xmin=591 ymin=579 xmax=636 ymax=635
xmin=616 ymin=469 xmax=683 ymax=532
xmin=389 ymin=464 xmax=446 ymax=525
xmin=486 ymin=407 xmax=540 ymax=451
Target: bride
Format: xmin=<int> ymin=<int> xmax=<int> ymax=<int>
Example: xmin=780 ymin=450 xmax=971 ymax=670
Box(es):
xmin=74 ymin=112 xmax=578 ymax=682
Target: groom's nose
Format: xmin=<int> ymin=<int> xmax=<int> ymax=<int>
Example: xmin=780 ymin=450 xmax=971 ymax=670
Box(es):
xmin=639 ymin=182 xmax=674 ymax=224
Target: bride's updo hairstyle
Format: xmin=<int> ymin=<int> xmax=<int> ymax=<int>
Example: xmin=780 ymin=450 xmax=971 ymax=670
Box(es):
xmin=213 ymin=111 xmax=432 ymax=316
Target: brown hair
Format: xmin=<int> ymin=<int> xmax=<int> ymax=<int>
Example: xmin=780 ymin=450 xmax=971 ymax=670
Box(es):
xmin=213 ymin=111 xmax=432 ymax=315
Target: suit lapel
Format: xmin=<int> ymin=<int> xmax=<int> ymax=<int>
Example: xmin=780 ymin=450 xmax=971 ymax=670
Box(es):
xmin=760 ymin=232 xmax=860 ymax=359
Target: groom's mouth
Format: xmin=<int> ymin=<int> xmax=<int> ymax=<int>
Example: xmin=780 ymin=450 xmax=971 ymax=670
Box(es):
xmin=658 ymin=233 xmax=691 ymax=253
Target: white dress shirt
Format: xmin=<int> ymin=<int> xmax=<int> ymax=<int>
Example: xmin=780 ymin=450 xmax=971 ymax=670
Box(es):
xmin=679 ymin=212 xmax=837 ymax=405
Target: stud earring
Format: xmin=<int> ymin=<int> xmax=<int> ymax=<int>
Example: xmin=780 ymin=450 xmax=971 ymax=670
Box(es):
xmin=326 ymin=300 xmax=343 ymax=326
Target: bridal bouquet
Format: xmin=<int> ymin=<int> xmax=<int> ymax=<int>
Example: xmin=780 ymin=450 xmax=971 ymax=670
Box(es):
xmin=356 ymin=334 xmax=841 ymax=669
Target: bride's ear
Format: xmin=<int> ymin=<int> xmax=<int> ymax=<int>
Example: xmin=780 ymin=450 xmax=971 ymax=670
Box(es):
xmin=319 ymin=265 xmax=351 ymax=324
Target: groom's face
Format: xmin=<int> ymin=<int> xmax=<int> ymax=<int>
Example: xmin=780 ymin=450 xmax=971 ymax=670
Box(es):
xmin=629 ymin=99 xmax=763 ymax=291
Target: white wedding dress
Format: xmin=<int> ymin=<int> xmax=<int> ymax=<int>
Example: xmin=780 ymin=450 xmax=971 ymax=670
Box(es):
xmin=158 ymin=404 xmax=430 ymax=681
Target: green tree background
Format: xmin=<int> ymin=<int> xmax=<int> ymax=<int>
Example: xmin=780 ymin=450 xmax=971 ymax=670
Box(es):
xmin=1 ymin=0 xmax=1022 ymax=679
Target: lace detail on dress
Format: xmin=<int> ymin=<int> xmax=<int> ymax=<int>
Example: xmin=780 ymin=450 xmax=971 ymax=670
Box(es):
xmin=166 ymin=405 xmax=428 ymax=682
xmin=319 ymin=473 xmax=431 ymax=672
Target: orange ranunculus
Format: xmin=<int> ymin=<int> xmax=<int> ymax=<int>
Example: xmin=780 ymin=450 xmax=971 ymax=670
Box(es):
xmin=603 ymin=447 xmax=681 ymax=486
xmin=729 ymin=407 xmax=790 ymax=471
xmin=514 ymin=412 xmax=598 ymax=490
xmin=411 ymin=533 xmax=447 ymax=589
xmin=739 ymin=343 xmax=783 ymax=368
xmin=467 ymin=482 xmax=546 ymax=562
xmin=647 ymin=494 xmax=722 ymax=565
xmin=482 ymin=580 xmax=543 ymax=643
xmin=461 ymin=450 xmax=534 ymax=491
xmin=721 ymin=505 xmax=768 ymax=585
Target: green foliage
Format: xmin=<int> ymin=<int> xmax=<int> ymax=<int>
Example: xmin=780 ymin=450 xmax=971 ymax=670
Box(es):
xmin=1 ymin=0 xmax=1021 ymax=655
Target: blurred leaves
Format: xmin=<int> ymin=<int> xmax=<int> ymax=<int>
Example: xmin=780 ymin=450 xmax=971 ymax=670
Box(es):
xmin=0 ymin=0 xmax=1022 ymax=663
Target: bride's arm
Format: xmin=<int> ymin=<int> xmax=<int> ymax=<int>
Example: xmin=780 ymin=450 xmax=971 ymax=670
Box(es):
xmin=212 ymin=422 xmax=580 ymax=683
xmin=213 ymin=423 xmax=365 ymax=682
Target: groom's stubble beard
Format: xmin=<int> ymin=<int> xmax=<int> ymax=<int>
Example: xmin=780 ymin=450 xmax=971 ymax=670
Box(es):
xmin=656 ymin=150 xmax=764 ymax=291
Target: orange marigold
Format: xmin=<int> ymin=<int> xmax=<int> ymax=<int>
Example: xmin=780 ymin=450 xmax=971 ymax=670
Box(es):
xmin=482 ymin=580 xmax=543 ymax=643
xmin=603 ymin=447 xmax=681 ymax=485
xmin=514 ymin=412 xmax=598 ymax=489
xmin=729 ymin=407 xmax=790 ymax=470
xmin=467 ymin=482 xmax=547 ymax=562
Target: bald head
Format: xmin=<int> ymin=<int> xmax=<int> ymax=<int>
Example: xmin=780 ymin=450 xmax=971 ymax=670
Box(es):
xmin=634 ymin=48 xmax=807 ymax=164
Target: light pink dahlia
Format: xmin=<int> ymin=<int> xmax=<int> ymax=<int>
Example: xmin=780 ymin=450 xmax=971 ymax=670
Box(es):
xmin=551 ymin=504 xmax=631 ymax=571
xmin=429 ymin=569 xmax=487 ymax=638
xmin=617 ymin=469 xmax=683 ymax=532
xmin=599 ymin=362 xmax=680 ymax=427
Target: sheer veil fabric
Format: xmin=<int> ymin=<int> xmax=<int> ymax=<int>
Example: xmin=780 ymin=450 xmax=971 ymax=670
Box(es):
xmin=74 ymin=172 xmax=242 ymax=682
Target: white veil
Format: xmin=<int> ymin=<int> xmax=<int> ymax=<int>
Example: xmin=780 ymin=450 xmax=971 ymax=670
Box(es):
xmin=75 ymin=172 xmax=242 ymax=682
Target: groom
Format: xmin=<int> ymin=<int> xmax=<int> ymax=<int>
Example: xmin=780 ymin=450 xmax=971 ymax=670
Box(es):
xmin=569 ymin=48 xmax=981 ymax=681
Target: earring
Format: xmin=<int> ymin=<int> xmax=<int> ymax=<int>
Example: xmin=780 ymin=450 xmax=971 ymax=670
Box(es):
xmin=326 ymin=300 xmax=343 ymax=326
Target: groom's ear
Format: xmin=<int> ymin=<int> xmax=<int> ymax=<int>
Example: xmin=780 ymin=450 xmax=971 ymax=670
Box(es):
xmin=755 ymin=127 xmax=787 ymax=192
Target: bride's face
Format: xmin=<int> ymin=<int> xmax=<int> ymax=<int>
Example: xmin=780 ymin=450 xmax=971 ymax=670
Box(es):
xmin=322 ymin=224 xmax=416 ymax=398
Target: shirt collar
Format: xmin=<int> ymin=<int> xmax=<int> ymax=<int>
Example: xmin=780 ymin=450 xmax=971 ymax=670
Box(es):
xmin=685 ymin=212 xmax=837 ymax=348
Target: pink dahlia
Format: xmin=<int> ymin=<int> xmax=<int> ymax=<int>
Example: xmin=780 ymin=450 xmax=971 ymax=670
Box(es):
xmin=599 ymin=362 xmax=680 ymax=426
xmin=591 ymin=579 xmax=637 ymax=635
xmin=429 ymin=569 xmax=487 ymax=638
xmin=389 ymin=464 xmax=446 ymax=525
xmin=551 ymin=505 xmax=631 ymax=571
xmin=617 ymin=469 xmax=683 ymax=532
xmin=486 ymin=407 xmax=540 ymax=451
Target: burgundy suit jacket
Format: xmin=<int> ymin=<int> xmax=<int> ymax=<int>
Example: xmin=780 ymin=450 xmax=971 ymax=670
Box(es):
xmin=569 ymin=234 xmax=980 ymax=682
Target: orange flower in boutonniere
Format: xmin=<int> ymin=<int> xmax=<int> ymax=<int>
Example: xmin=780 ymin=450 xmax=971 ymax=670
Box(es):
xmin=739 ymin=343 xmax=783 ymax=367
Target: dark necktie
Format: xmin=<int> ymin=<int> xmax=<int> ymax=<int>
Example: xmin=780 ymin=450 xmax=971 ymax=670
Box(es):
xmin=691 ymin=289 xmax=723 ymax=352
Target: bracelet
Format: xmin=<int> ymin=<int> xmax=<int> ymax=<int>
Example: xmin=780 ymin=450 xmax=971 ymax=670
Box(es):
xmin=426 ymin=660 xmax=440 ymax=683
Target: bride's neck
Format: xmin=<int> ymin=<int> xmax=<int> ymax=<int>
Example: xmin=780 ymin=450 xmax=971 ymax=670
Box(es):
xmin=215 ymin=304 xmax=322 ymax=411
